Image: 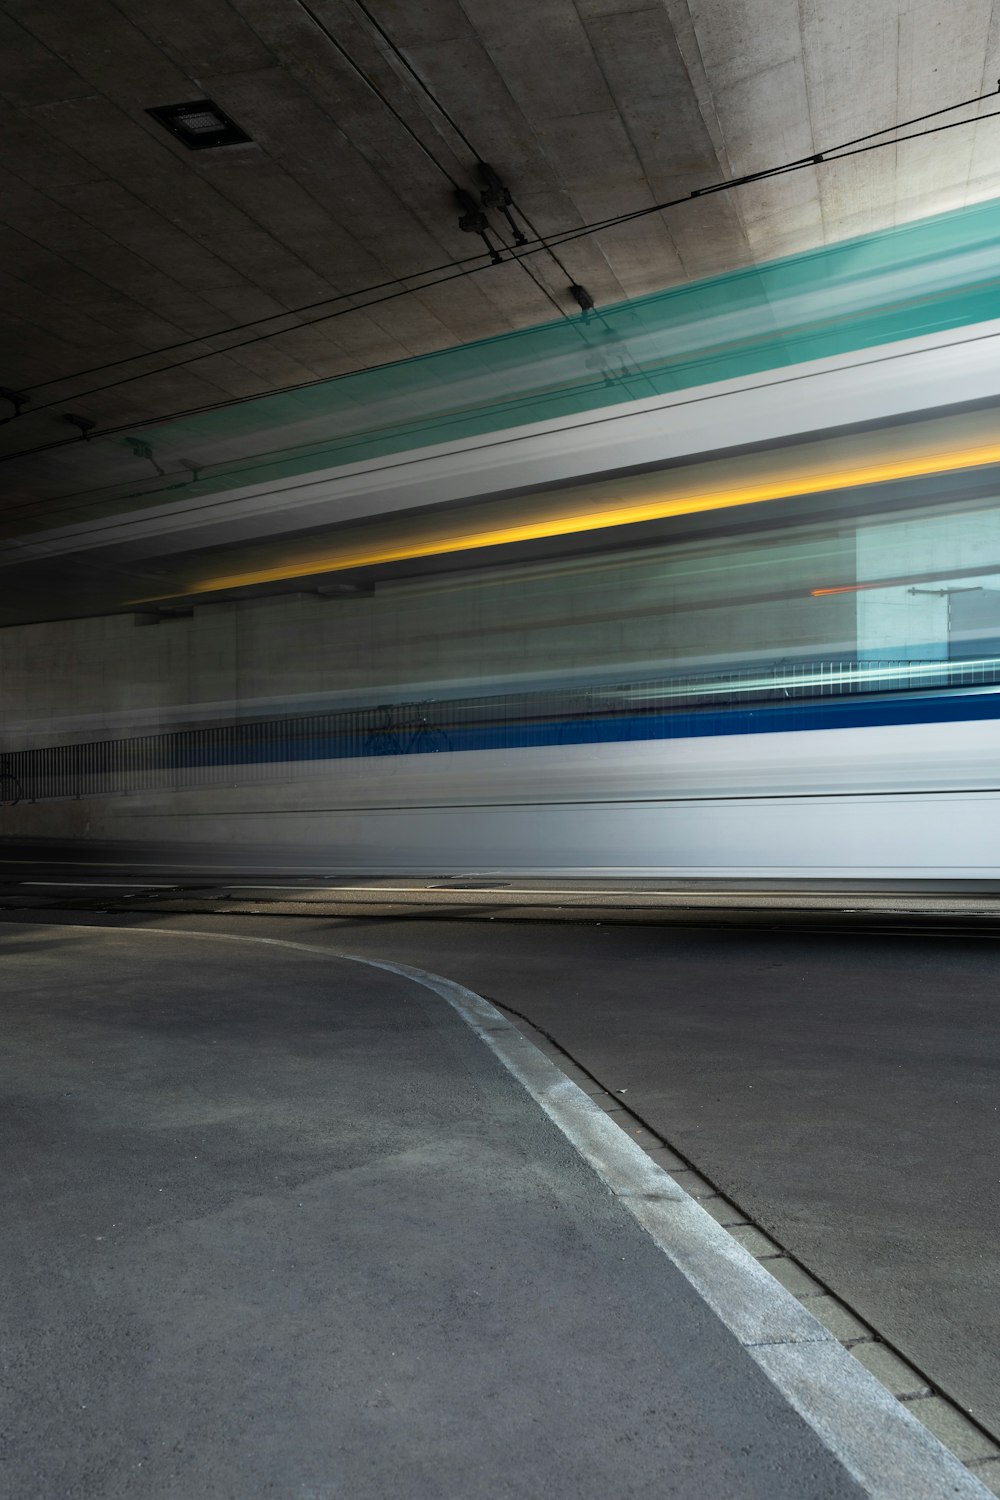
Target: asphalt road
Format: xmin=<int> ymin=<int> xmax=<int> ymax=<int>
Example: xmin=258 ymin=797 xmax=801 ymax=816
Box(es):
xmin=28 ymin=906 xmax=993 ymax=1443
xmin=1 ymin=920 xmax=873 ymax=1500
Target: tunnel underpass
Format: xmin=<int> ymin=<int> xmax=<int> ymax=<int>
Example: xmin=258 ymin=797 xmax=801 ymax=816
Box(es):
xmin=4 ymin=3 xmax=1000 ymax=1495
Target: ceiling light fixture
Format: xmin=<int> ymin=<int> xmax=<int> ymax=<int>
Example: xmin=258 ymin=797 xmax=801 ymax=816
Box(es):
xmin=147 ymin=99 xmax=252 ymax=151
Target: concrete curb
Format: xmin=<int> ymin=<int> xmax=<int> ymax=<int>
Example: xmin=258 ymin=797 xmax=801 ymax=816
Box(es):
xmin=353 ymin=952 xmax=994 ymax=1500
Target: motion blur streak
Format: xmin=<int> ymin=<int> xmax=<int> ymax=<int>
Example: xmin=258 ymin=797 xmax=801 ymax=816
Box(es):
xmin=810 ymin=580 xmax=916 ymax=595
xmin=13 ymin=378 xmax=1000 ymax=878
xmin=136 ymin=409 xmax=1000 ymax=601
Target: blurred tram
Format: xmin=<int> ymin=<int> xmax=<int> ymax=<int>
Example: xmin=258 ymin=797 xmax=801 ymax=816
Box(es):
xmin=8 ymin=326 xmax=1000 ymax=878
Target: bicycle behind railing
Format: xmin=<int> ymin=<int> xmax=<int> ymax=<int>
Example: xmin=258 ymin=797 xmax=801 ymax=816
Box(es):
xmin=0 ymin=769 xmax=23 ymax=807
xmin=363 ymin=703 xmax=451 ymax=757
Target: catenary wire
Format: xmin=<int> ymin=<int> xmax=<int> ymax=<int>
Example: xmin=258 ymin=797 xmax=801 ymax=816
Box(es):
xmin=13 ymin=2 xmax=572 ymax=406
xmin=2 ymin=87 xmax=998 ymax=460
xmin=287 ymin=10 xmax=584 ymax=352
xmin=535 ymin=102 xmax=1000 ymax=248
xmin=8 ymin=98 xmax=998 ymax=452
xmin=340 ymin=0 xmax=668 ymax=407
xmin=17 ymin=2 xmax=584 ymax=428
xmin=16 ymin=246 xmax=501 ymax=395
xmin=321 ymin=0 xmax=580 ymax=328
xmin=11 ymin=79 xmax=998 ymax=405
xmin=294 ymin=0 xmax=463 ymax=189
xmin=344 ymin=0 xmax=586 ymax=290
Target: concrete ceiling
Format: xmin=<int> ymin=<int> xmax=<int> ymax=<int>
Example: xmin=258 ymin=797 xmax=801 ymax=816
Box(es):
xmin=2 ymin=0 xmax=1000 ymax=485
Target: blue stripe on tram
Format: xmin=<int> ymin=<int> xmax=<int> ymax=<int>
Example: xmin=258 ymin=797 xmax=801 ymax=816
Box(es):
xmin=165 ymin=687 xmax=1000 ymax=767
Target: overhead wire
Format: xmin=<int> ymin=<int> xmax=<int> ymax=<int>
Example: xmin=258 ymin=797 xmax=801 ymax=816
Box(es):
xmin=16 ymin=247 xmax=506 ymax=397
xmin=533 ymin=97 xmax=1000 ymax=249
xmin=294 ymin=0 xmax=462 ymax=189
xmin=11 ymin=4 xmax=507 ymax=401
xmin=0 ymin=257 xmax=515 ymax=464
xmin=319 ymin=0 xmax=581 ymax=328
xmin=14 ymin=0 xmax=577 ymax=427
xmin=26 ymin=76 xmax=994 ymax=410
xmin=293 ymin=0 xmax=588 ymax=338
xmin=344 ymin=0 xmax=586 ymax=294
xmin=286 ymin=8 xmax=593 ymax=362
xmin=12 ymin=82 xmax=1000 ymax=407
xmin=1 ymin=80 xmax=998 ymax=464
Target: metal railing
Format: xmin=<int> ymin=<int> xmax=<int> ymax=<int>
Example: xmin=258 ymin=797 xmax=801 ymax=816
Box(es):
xmin=2 ymin=655 xmax=997 ymax=804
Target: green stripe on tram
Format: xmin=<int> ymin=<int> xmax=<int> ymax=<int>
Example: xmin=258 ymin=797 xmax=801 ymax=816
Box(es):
xmin=129 ymin=196 xmax=1000 ymax=497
